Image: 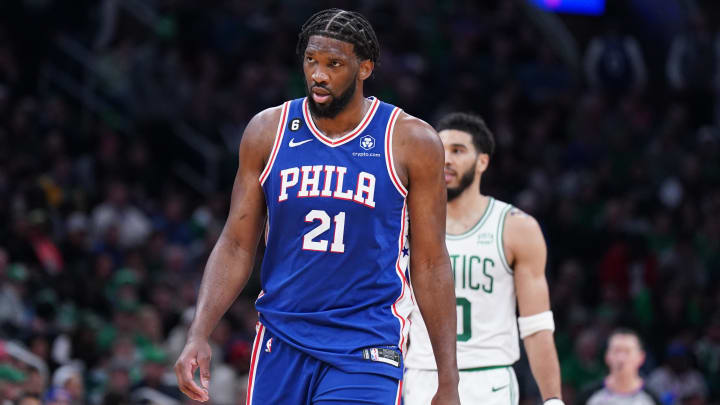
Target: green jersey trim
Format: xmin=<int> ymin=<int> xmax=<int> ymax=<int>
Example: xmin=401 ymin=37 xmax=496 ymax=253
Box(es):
xmin=446 ymin=197 xmax=495 ymax=240
xmin=459 ymin=364 xmax=512 ymax=372
xmin=497 ymin=204 xmax=513 ymax=274
xmin=507 ymin=367 xmax=516 ymax=405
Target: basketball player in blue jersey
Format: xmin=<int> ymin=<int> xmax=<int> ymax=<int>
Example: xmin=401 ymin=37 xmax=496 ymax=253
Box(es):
xmin=174 ymin=9 xmax=461 ymax=405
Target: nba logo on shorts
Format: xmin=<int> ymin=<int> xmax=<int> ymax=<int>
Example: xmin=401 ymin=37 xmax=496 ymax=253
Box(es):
xmin=360 ymin=135 xmax=375 ymax=150
xmin=265 ymin=338 xmax=273 ymax=353
xmin=370 ymin=348 xmax=379 ymax=361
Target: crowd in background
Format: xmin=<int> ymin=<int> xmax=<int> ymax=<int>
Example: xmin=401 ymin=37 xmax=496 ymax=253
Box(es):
xmin=0 ymin=0 xmax=719 ymax=404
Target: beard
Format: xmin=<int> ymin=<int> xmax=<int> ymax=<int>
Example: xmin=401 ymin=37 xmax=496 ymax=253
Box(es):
xmin=306 ymin=74 xmax=357 ymax=119
xmin=447 ymin=166 xmax=476 ymax=201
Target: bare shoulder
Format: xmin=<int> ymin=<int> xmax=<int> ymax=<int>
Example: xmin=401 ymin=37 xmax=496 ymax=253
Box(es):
xmin=503 ymin=207 xmax=546 ymax=255
xmin=393 ymin=111 xmax=441 ymax=151
xmin=505 ymin=208 xmax=542 ymax=238
xmin=392 ymin=112 xmax=443 ymax=184
xmin=240 ymin=104 xmax=285 ymax=152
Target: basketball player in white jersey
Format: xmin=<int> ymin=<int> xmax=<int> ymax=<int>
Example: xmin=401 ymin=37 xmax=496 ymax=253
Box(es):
xmin=404 ymin=113 xmax=563 ymax=405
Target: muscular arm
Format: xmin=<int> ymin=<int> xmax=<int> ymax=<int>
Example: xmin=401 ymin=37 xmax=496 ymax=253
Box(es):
xmin=187 ymin=109 xmax=275 ymax=340
xmin=505 ymin=209 xmax=562 ymax=401
xmin=175 ymin=106 xmax=280 ymax=401
xmin=395 ymin=115 xmax=459 ymax=400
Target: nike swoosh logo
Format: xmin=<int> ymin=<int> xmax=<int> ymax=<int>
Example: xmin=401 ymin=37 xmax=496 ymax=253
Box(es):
xmin=289 ymin=138 xmax=313 ymax=147
xmin=491 ymin=385 xmax=508 ymax=392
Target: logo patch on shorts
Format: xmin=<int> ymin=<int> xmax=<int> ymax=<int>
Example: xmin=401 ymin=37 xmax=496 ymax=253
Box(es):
xmin=265 ymin=338 xmax=273 ymax=353
xmin=362 ymin=347 xmax=400 ymax=367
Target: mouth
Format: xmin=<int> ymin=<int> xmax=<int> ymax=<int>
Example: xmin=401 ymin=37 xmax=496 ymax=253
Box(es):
xmin=311 ymin=87 xmax=331 ymax=104
xmin=444 ymin=170 xmax=455 ymax=183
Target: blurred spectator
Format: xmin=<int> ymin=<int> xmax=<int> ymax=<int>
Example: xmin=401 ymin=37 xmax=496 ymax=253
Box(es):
xmin=666 ymin=11 xmax=719 ymax=91
xmin=51 ymin=364 xmax=84 ymax=405
xmin=101 ymin=360 xmax=132 ymax=404
xmin=0 ymin=264 xmax=29 ymax=331
xmin=17 ymin=394 xmax=42 ymax=405
xmin=61 ymin=212 xmax=90 ymax=270
xmin=694 ymin=314 xmax=720 ymax=402
xmin=647 ymin=342 xmax=708 ymax=405
xmin=43 ymin=387 xmax=73 ymax=405
xmin=152 ymin=193 xmax=193 ymax=246
xmin=22 ymin=367 xmax=46 ymax=398
xmin=24 ymin=210 xmax=64 ymax=274
xmin=130 ymin=346 xmax=181 ymax=400
xmin=577 ymin=329 xmax=660 ymax=405
xmin=584 ymin=21 xmax=647 ymax=96
xmin=666 ymin=11 xmax=720 ymax=125
xmin=166 ymin=308 xmax=194 ymax=364
xmin=91 ymin=180 xmax=151 ymax=249
xmin=561 ymin=329 xmax=605 ymax=395
xmin=206 ymin=319 xmax=237 ymax=405
xmin=0 ymin=363 xmax=26 ymax=404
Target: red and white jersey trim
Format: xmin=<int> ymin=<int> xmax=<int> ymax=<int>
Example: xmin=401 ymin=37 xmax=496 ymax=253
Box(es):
xmin=394 ymin=380 xmax=403 ymax=405
xmin=245 ymin=322 xmax=266 ymax=405
xmin=384 ymin=107 xmax=407 ymax=197
xmin=391 ymin=202 xmax=412 ymax=354
xmin=259 ymin=101 xmax=290 ymax=186
xmin=302 ymin=97 xmax=380 ymax=147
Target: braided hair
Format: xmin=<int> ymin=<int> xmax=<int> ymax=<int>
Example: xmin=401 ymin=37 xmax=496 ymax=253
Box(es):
xmin=296 ymin=9 xmax=380 ymax=64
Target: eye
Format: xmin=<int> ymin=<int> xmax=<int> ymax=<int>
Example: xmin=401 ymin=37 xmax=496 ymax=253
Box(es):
xmin=330 ymin=60 xmax=342 ymax=67
xmin=306 ymin=56 xmax=315 ymax=63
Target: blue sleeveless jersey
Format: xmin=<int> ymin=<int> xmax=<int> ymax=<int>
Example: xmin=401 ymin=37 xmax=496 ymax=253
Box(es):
xmin=256 ymin=97 xmax=412 ymax=379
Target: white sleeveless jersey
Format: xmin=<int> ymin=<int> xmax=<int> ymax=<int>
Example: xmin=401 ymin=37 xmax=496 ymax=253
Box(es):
xmin=405 ymin=198 xmax=520 ymax=370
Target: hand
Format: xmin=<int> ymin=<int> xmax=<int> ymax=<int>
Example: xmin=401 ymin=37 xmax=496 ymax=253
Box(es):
xmin=430 ymin=384 xmax=461 ymax=405
xmin=174 ymin=338 xmax=212 ymax=402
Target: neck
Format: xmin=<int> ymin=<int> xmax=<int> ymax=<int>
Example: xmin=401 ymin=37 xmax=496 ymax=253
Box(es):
xmin=311 ymin=90 xmax=367 ymax=139
xmin=447 ymin=180 xmax=486 ymax=221
xmin=605 ymin=373 xmax=643 ymax=394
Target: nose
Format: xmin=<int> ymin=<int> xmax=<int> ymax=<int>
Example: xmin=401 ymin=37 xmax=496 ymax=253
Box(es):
xmin=444 ymin=149 xmax=452 ymax=165
xmin=312 ymin=67 xmax=329 ymax=84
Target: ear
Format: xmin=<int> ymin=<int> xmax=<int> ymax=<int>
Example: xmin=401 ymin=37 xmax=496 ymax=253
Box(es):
xmin=358 ymin=59 xmax=374 ymax=81
xmin=476 ymin=153 xmax=490 ymax=174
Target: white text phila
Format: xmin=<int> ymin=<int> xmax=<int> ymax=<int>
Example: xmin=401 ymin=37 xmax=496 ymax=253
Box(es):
xmin=278 ymin=165 xmax=376 ymax=208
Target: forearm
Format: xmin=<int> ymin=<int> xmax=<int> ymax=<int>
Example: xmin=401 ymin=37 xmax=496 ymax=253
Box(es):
xmin=412 ymin=261 xmax=459 ymax=385
xmin=188 ymin=234 xmax=257 ymax=341
xmin=523 ymin=330 xmax=562 ymax=400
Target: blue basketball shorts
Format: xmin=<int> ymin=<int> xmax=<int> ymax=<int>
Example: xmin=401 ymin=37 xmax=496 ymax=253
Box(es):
xmin=246 ymin=322 xmax=403 ymax=405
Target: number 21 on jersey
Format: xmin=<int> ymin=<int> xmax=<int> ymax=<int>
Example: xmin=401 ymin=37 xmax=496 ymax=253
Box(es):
xmin=302 ymin=210 xmax=346 ymax=253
